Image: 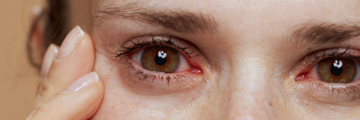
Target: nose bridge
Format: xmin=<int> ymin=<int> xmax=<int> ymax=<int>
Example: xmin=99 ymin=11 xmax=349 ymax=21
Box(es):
xmin=224 ymin=57 xmax=276 ymax=120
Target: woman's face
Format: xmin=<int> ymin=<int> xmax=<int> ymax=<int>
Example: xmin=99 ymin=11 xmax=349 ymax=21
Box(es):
xmin=65 ymin=0 xmax=360 ymax=119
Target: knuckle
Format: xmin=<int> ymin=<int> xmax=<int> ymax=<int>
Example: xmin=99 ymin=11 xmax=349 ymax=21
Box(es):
xmin=36 ymin=103 xmax=52 ymax=113
xmin=28 ymin=103 xmax=52 ymax=119
xmin=36 ymin=79 xmax=58 ymax=103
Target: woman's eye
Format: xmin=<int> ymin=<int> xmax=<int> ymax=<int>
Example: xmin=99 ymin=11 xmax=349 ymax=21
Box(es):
xmin=115 ymin=35 xmax=205 ymax=94
xmin=317 ymin=57 xmax=357 ymax=83
xmin=294 ymin=48 xmax=360 ymax=105
xmin=131 ymin=45 xmax=190 ymax=73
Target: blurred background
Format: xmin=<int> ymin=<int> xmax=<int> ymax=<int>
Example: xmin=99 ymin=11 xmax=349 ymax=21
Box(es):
xmin=0 ymin=0 xmax=43 ymax=119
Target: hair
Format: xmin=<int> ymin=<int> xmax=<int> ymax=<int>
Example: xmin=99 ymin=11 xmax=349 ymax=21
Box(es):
xmin=28 ymin=0 xmax=69 ymax=69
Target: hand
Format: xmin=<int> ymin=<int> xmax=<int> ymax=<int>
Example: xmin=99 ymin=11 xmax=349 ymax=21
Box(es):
xmin=26 ymin=26 xmax=104 ymax=120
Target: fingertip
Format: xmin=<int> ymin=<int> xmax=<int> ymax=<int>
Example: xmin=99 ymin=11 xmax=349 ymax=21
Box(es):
xmin=29 ymin=5 xmax=41 ymax=22
xmin=64 ymin=72 xmax=100 ymax=92
xmin=40 ymin=44 xmax=59 ymax=77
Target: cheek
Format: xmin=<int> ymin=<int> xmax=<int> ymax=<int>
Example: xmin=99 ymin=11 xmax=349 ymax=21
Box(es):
xmin=91 ymin=53 xmax=227 ymax=119
xmin=93 ymin=53 xmax=144 ymax=118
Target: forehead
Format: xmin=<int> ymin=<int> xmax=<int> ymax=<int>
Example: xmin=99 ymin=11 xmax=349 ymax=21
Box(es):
xmin=91 ymin=0 xmax=360 ymax=24
xmin=86 ymin=0 xmax=360 ymax=42
xmin=71 ymin=0 xmax=360 ymax=58
xmin=87 ymin=0 xmax=360 ymax=37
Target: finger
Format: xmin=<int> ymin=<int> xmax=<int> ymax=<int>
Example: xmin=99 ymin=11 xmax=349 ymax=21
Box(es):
xmin=39 ymin=44 xmax=59 ymax=80
xmin=27 ymin=72 xmax=104 ymax=120
xmin=34 ymin=26 xmax=95 ymax=109
xmin=29 ymin=6 xmax=41 ymax=23
xmin=36 ymin=44 xmax=58 ymax=94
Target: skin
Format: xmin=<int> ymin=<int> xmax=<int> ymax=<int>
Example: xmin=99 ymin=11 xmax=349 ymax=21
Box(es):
xmin=29 ymin=0 xmax=360 ymax=119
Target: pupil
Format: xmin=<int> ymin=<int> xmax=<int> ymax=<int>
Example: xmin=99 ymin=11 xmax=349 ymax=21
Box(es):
xmin=155 ymin=51 xmax=167 ymax=65
xmin=330 ymin=60 xmax=343 ymax=76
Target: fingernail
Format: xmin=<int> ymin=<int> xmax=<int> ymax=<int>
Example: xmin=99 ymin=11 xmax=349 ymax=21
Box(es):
xmin=64 ymin=72 xmax=99 ymax=92
xmin=40 ymin=44 xmax=58 ymax=77
xmin=57 ymin=26 xmax=84 ymax=59
xmin=32 ymin=6 xmax=41 ymax=16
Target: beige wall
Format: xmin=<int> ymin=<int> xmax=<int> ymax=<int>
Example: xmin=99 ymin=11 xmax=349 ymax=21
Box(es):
xmin=0 ymin=0 xmax=43 ymax=119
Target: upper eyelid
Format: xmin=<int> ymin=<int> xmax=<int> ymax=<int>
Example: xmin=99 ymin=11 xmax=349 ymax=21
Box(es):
xmin=311 ymin=47 xmax=350 ymax=62
xmin=314 ymin=49 xmax=360 ymax=66
xmin=115 ymin=35 xmax=200 ymax=59
xmin=306 ymin=48 xmax=356 ymax=66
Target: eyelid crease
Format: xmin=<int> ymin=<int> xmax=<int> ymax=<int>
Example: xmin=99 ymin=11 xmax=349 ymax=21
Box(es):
xmin=115 ymin=35 xmax=200 ymax=59
xmin=296 ymin=78 xmax=360 ymax=106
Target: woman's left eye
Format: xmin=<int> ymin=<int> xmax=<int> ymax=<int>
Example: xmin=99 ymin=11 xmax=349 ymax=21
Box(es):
xmin=294 ymin=48 xmax=360 ymax=105
xmin=131 ymin=45 xmax=191 ymax=73
xmin=116 ymin=35 xmax=205 ymax=94
xmin=315 ymin=57 xmax=360 ymax=83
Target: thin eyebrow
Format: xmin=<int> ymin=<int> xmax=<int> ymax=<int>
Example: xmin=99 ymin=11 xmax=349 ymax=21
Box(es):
xmin=94 ymin=3 xmax=218 ymax=34
xmin=291 ymin=22 xmax=360 ymax=44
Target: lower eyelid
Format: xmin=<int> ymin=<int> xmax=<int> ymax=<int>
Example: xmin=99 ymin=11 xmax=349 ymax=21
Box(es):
xmin=118 ymin=59 xmax=206 ymax=95
xmin=295 ymin=80 xmax=360 ymax=106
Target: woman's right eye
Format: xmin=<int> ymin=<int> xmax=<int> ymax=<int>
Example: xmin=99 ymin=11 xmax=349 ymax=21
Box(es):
xmin=131 ymin=45 xmax=191 ymax=73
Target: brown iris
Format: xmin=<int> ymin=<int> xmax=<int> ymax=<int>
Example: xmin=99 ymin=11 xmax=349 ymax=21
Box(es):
xmin=141 ymin=46 xmax=179 ymax=73
xmin=318 ymin=57 xmax=356 ymax=83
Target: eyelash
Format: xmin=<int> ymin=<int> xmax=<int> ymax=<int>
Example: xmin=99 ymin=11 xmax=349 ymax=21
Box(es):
xmin=115 ymin=35 xmax=200 ymax=59
xmin=312 ymin=47 xmax=356 ymax=64
xmin=298 ymin=47 xmax=360 ymax=74
xmin=294 ymin=47 xmax=360 ymax=105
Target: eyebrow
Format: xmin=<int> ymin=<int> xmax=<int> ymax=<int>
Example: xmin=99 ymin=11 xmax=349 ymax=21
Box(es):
xmin=291 ymin=22 xmax=360 ymax=44
xmin=94 ymin=3 xmax=218 ymax=34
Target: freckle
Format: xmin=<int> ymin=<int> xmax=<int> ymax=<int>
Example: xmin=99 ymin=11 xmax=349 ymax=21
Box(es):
xmin=330 ymin=106 xmax=335 ymax=110
xmin=269 ymin=102 xmax=272 ymax=106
